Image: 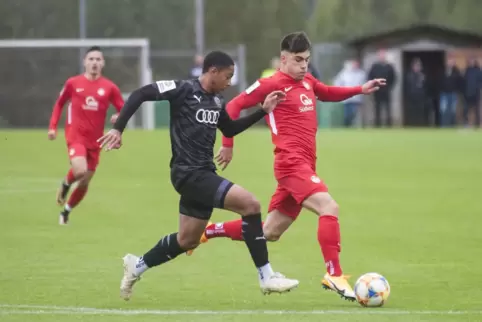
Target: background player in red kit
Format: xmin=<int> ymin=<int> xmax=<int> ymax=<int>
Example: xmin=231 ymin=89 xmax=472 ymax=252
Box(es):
xmin=48 ymin=46 xmax=124 ymax=225
xmin=190 ymin=32 xmax=385 ymax=301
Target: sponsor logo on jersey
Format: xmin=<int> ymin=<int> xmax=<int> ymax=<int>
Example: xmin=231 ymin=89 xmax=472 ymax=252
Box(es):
xmin=299 ymin=94 xmax=314 ymax=112
xmin=156 ymin=80 xmax=176 ymax=93
xmin=83 ymin=96 xmax=99 ymax=111
xmin=195 ymin=109 xmax=220 ymax=125
xmin=311 ymin=175 xmax=321 ymax=183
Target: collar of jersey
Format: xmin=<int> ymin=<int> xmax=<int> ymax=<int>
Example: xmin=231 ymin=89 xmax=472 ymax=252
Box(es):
xmin=194 ymin=78 xmax=216 ymax=96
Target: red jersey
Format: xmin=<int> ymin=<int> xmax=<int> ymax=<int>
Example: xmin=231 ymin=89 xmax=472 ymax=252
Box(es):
xmin=49 ymin=75 xmax=124 ymax=149
xmin=222 ymin=71 xmax=362 ymax=168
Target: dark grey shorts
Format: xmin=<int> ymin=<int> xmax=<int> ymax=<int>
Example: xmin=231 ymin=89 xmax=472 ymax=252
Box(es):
xmin=171 ymin=169 xmax=234 ymax=220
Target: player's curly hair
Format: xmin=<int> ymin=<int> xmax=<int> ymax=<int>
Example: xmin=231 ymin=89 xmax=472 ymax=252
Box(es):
xmin=281 ymin=32 xmax=311 ymax=53
xmin=202 ymin=51 xmax=234 ymax=73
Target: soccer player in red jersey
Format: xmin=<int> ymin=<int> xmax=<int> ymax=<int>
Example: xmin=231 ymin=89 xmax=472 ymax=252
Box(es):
xmin=48 ymin=46 xmax=124 ymax=225
xmin=190 ymin=32 xmax=386 ymax=301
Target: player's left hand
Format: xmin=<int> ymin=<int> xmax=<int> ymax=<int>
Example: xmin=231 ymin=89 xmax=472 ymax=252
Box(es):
xmin=262 ymin=90 xmax=286 ymax=113
xmin=97 ymin=129 xmax=122 ymax=151
xmin=361 ymin=79 xmax=386 ymax=94
xmin=110 ymin=113 xmax=119 ymax=124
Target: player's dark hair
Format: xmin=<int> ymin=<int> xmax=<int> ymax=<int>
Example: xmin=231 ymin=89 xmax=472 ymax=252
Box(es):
xmin=202 ymin=51 xmax=234 ymax=73
xmin=85 ymin=46 xmax=102 ymax=55
xmin=280 ymin=32 xmax=311 ymax=53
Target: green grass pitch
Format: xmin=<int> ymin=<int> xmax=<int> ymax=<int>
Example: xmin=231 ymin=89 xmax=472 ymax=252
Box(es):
xmin=1 ymin=128 xmax=482 ymax=322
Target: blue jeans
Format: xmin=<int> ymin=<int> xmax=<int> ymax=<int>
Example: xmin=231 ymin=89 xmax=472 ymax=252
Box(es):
xmin=439 ymin=93 xmax=458 ymax=127
xmin=344 ymin=102 xmax=360 ymax=127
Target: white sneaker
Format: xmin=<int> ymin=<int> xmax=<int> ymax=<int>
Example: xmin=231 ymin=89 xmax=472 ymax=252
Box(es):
xmin=59 ymin=213 xmax=68 ymax=225
xmin=260 ymin=272 xmax=299 ymax=295
xmin=120 ymin=254 xmax=141 ymax=301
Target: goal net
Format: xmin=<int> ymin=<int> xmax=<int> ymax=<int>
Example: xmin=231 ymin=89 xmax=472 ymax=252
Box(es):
xmin=0 ymin=38 xmax=153 ymax=130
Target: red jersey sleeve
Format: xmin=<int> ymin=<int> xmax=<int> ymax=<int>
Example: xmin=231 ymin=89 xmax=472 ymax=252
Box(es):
xmin=310 ymin=74 xmax=362 ymax=102
xmin=110 ymin=83 xmax=124 ymax=112
xmin=222 ymin=78 xmax=274 ymax=148
xmin=49 ymin=79 xmax=73 ymax=131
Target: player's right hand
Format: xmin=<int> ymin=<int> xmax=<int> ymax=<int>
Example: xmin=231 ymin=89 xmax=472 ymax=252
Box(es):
xmin=97 ymin=129 xmax=122 ymax=151
xmin=262 ymin=90 xmax=286 ymax=113
xmin=215 ymin=146 xmax=233 ymax=170
xmin=47 ymin=129 xmax=57 ymax=140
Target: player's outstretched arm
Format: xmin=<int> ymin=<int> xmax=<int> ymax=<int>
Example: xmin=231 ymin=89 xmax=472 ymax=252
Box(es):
xmin=111 ymin=84 xmax=160 ymax=133
xmin=99 ymin=80 xmax=182 ymax=150
xmin=48 ymin=79 xmax=72 ymax=140
xmin=217 ymin=91 xmax=285 ymax=138
xmin=313 ymin=75 xmax=386 ymax=102
xmin=222 ymin=79 xmax=273 ymax=147
xmin=313 ymin=79 xmax=363 ymax=102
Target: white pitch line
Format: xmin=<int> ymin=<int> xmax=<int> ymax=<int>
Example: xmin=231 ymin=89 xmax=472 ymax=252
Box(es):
xmin=0 ymin=304 xmax=481 ymax=316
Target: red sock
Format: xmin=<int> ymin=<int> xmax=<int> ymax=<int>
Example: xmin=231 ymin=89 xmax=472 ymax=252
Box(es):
xmin=317 ymin=215 xmax=343 ymax=276
xmin=65 ymin=169 xmax=76 ymax=185
xmin=205 ymin=219 xmax=260 ymax=241
xmin=66 ymin=186 xmax=88 ymax=209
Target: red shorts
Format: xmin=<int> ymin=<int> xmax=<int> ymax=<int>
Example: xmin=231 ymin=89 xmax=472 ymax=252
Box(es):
xmin=268 ymin=163 xmax=328 ymax=220
xmin=67 ymin=143 xmax=100 ymax=171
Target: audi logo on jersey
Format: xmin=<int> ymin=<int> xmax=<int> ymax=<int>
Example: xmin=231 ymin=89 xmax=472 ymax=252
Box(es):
xmin=195 ymin=109 xmax=220 ymax=125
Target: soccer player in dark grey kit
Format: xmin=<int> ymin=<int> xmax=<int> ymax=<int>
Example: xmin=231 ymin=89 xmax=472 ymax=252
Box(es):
xmin=98 ymin=51 xmax=299 ymax=300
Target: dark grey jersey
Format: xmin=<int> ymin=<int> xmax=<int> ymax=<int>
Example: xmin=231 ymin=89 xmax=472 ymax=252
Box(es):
xmin=155 ymin=79 xmax=224 ymax=171
xmin=113 ymin=78 xmax=268 ymax=180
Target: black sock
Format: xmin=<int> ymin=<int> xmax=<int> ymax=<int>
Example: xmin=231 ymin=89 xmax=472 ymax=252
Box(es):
xmin=241 ymin=213 xmax=269 ymax=268
xmin=142 ymin=233 xmax=185 ymax=268
xmin=61 ymin=206 xmax=71 ymax=216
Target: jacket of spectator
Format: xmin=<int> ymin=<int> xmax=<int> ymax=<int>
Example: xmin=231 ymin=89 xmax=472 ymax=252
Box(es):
xmin=368 ymin=62 xmax=396 ymax=97
xmin=334 ymin=61 xmax=366 ymax=103
xmin=441 ymin=66 xmax=463 ymax=93
xmin=463 ymin=64 xmax=482 ymax=99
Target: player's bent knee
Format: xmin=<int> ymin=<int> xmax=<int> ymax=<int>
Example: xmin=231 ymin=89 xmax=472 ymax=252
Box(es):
xmin=176 ymin=235 xmax=200 ymax=250
xmin=239 ymin=195 xmax=261 ymax=216
xmin=72 ymin=168 xmax=87 ymax=179
xmin=77 ymin=171 xmax=94 ymax=188
xmin=303 ymin=192 xmax=339 ymax=217
xmin=320 ymin=199 xmax=339 ymax=217
xmin=263 ymin=228 xmax=281 ymax=242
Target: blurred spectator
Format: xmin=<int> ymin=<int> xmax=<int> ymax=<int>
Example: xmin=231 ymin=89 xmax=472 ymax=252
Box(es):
xmin=462 ymin=57 xmax=482 ymax=128
xmin=308 ymin=62 xmax=321 ymax=80
xmin=368 ymin=49 xmax=396 ymax=127
xmin=260 ymin=57 xmax=280 ymax=78
xmin=405 ymin=58 xmax=427 ymax=126
xmin=189 ymin=54 xmax=204 ymax=78
xmin=334 ymin=60 xmax=366 ymax=127
xmin=440 ymin=57 xmax=463 ymax=127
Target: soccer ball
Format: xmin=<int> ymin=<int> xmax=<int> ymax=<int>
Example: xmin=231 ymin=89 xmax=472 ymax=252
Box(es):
xmin=354 ymin=273 xmax=390 ymax=307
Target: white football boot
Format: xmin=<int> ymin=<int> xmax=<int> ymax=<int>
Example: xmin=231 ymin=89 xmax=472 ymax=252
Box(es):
xmin=260 ymin=272 xmax=299 ymax=295
xmin=120 ymin=254 xmax=141 ymax=300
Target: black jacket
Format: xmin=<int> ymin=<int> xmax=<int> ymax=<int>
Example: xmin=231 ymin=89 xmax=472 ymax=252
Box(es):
xmin=441 ymin=67 xmax=463 ymax=93
xmin=405 ymin=71 xmax=426 ymax=100
xmin=368 ymin=62 xmax=396 ymax=97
